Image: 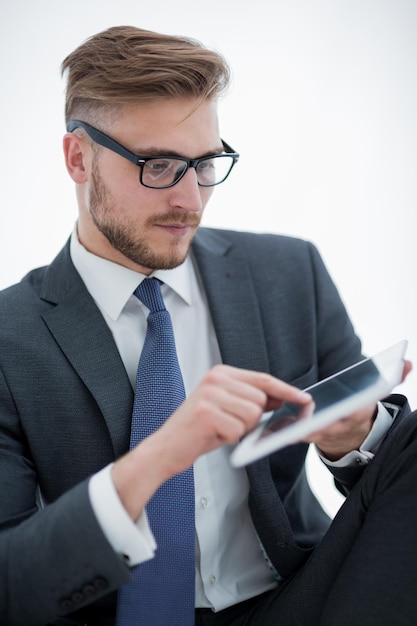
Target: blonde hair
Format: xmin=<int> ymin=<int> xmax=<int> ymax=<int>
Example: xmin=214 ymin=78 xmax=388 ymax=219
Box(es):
xmin=61 ymin=25 xmax=231 ymax=124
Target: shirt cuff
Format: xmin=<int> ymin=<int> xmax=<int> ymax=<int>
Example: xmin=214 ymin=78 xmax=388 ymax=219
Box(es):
xmin=319 ymin=402 xmax=395 ymax=468
xmin=88 ymin=463 xmax=156 ymax=566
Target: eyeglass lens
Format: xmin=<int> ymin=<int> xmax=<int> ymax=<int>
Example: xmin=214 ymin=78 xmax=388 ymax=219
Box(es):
xmin=141 ymin=155 xmax=234 ymax=188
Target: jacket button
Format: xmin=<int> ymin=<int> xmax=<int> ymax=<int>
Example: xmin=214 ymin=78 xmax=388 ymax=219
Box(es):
xmin=82 ymin=583 xmax=96 ymax=597
xmin=71 ymin=589 xmax=84 ymax=604
xmin=93 ymin=576 xmax=109 ymax=591
xmin=58 ymin=597 xmax=74 ymax=611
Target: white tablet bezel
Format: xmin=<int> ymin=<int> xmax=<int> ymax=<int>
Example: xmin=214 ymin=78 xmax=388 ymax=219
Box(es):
xmin=230 ymin=340 xmax=408 ymax=467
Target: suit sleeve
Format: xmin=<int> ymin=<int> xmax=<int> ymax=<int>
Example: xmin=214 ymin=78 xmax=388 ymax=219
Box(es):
xmin=329 ymin=395 xmax=411 ymax=494
xmin=0 ymin=366 xmax=131 ymax=626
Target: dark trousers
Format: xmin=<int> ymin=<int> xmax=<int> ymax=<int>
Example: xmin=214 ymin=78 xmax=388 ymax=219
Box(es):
xmin=195 ymin=410 xmax=417 ymax=626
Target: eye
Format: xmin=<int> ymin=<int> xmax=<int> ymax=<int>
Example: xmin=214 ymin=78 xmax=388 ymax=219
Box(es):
xmin=197 ymin=157 xmax=217 ymax=183
xmin=144 ymin=159 xmax=174 ymax=179
xmin=198 ymin=159 xmax=215 ymax=171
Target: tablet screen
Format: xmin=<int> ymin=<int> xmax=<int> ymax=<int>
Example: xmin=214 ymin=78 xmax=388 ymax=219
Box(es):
xmin=230 ymin=340 xmax=407 ymax=467
xmin=260 ymin=357 xmax=380 ymax=439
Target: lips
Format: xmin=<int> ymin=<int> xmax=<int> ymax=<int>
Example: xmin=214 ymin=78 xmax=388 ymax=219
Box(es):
xmin=156 ymin=223 xmax=195 ymax=235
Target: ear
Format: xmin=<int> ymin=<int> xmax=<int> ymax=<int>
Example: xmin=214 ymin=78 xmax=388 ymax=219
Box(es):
xmin=63 ymin=132 xmax=91 ymax=183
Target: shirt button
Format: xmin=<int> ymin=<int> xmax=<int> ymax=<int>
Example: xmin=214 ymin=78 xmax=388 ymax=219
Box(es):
xmin=209 ymin=575 xmax=217 ymax=585
xmin=199 ymin=497 xmax=209 ymax=508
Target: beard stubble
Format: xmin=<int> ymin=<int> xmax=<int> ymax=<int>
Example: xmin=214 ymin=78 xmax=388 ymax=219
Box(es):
xmin=88 ymin=160 xmax=201 ymax=270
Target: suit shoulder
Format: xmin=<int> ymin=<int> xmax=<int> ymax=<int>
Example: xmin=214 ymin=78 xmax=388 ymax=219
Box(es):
xmin=0 ymin=265 xmax=49 ymax=318
xmin=0 ymin=240 xmax=73 ymax=316
xmin=197 ymin=226 xmax=319 ymax=259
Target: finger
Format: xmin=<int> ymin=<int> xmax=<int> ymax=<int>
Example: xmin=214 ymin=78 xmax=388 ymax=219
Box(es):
xmin=203 ymin=366 xmax=269 ymax=408
xmin=306 ymin=404 xmax=376 ymax=441
xmin=196 ymin=373 xmax=267 ymax=431
xmin=401 ymin=360 xmax=413 ymax=383
xmin=210 ymin=365 xmax=312 ymax=407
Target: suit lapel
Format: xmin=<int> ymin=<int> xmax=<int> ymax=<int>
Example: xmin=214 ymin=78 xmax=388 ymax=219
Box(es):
xmin=192 ymin=229 xmax=270 ymax=373
xmin=39 ymin=243 xmax=133 ymax=458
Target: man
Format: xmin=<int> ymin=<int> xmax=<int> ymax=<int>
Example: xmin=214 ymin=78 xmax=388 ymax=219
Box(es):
xmin=0 ymin=25 xmax=416 ymax=626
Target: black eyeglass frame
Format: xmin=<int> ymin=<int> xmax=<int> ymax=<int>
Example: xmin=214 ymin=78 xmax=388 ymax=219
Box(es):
xmin=66 ymin=119 xmax=239 ymax=189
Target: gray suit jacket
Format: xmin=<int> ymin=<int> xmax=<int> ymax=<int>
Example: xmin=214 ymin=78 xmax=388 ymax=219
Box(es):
xmin=0 ymin=227 xmax=366 ymax=625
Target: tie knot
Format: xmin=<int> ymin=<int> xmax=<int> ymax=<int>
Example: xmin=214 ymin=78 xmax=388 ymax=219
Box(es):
xmin=134 ymin=278 xmax=166 ymax=313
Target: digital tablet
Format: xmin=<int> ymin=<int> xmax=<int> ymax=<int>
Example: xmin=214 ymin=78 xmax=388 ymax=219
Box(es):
xmin=230 ymin=340 xmax=408 ymax=467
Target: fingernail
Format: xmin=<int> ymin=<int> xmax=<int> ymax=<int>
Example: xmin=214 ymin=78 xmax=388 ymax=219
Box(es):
xmin=297 ymin=390 xmax=312 ymax=400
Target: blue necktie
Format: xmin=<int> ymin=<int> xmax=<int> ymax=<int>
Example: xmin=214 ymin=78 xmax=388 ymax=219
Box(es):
xmin=116 ymin=278 xmax=195 ymax=626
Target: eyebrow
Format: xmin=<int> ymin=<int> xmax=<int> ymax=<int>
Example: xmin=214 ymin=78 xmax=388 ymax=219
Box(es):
xmin=130 ymin=145 xmax=225 ymax=158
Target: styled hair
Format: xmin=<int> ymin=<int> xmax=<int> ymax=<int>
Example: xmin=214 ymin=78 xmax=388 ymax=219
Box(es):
xmin=61 ymin=25 xmax=231 ymax=124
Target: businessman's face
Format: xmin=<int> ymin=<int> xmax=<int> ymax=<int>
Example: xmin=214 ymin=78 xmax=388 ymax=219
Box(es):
xmin=70 ymin=98 xmax=220 ymax=274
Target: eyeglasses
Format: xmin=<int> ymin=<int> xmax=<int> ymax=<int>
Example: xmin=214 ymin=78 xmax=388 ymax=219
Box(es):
xmin=67 ymin=120 xmax=239 ymax=189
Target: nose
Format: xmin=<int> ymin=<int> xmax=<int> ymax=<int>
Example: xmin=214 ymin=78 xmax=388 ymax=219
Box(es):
xmin=168 ymin=167 xmax=205 ymax=211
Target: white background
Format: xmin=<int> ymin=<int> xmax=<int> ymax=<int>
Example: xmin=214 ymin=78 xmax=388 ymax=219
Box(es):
xmin=1 ymin=0 xmax=416 ymax=515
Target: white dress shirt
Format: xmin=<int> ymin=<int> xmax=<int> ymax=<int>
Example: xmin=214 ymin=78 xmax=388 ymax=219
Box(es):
xmin=70 ymin=231 xmax=277 ymax=610
xmin=70 ymin=230 xmax=393 ymax=611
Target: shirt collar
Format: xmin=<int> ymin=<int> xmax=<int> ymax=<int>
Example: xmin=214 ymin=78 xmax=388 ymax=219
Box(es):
xmin=70 ymin=228 xmax=193 ymax=321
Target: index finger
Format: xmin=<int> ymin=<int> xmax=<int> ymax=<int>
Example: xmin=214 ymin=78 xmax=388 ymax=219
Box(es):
xmin=221 ymin=365 xmax=312 ymax=409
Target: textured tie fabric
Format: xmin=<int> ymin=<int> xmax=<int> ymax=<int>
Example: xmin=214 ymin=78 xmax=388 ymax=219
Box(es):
xmin=116 ymin=277 xmax=195 ymax=626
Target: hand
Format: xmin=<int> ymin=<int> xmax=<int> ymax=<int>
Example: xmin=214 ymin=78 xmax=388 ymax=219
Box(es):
xmin=307 ymin=403 xmax=378 ymax=461
xmin=149 ymin=364 xmax=312 ymax=475
xmin=112 ymin=365 xmax=311 ymax=520
xmin=308 ymin=359 xmax=413 ymax=461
